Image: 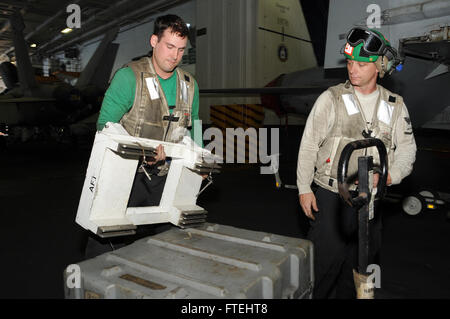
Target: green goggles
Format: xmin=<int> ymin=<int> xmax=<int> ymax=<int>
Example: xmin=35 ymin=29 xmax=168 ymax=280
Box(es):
xmin=346 ymin=27 xmax=389 ymax=56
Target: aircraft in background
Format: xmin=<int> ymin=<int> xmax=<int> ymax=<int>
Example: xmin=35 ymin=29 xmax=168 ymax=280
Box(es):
xmin=200 ymin=0 xmax=450 ymax=197
xmin=201 ymin=0 xmax=450 ymax=130
xmin=0 ymin=11 xmax=119 ymax=145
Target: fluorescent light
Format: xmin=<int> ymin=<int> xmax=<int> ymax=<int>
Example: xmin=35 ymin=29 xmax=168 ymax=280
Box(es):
xmin=61 ymin=28 xmax=73 ymax=34
xmin=186 ymin=23 xmax=191 ymax=28
xmin=30 ymin=43 xmax=37 ymax=48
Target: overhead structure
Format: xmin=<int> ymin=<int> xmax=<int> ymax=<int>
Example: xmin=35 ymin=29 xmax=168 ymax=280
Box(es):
xmin=201 ymin=0 xmax=450 ymax=129
xmin=0 ymin=10 xmax=120 ymax=132
xmin=0 ymin=0 xmax=192 ymax=61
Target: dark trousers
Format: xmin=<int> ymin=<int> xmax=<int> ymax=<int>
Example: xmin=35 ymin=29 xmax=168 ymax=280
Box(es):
xmin=84 ymin=170 xmax=170 ymax=259
xmin=308 ymin=186 xmax=382 ymax=299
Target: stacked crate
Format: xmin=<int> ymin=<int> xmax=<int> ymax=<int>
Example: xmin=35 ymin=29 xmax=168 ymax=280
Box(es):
xmin=64 ymin=223 xmax=314 ymax=299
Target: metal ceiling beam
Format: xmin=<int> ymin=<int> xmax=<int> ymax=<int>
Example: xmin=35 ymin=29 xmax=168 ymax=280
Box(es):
xmin=36 ymin=0 xmax=134 ymax=53
xmin=0 ymin=8 xmax=18 ymax=15
xmin=1 ymin=0 xmax=82 ymax=57
xmin=0 ymin=0 xmax=188 ymax=59
xmin=41 ymin=0 xmax=185 ymax=54
xmin=21 ymin=7 xmax=57 ymax=17
xmin=82 ymin=0 xmax=109 ymax=9
xmin=0 ymin=1 xmax=28 ymax=8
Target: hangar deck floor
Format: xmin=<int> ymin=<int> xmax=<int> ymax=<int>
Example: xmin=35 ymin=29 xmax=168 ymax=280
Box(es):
xmin=0 ymin=126 xmax=449 ymax=299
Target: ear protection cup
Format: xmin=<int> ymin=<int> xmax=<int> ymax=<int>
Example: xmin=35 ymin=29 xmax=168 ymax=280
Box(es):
xmin=384 ymin=49 xmax=395 ymax=72
xmin=375 ymin=45 xmax=401 ymax=78
xmin=376 ymin=55 xmax=397 ymax=78
xmin=375 ymin=56 xmax=389 ymax=78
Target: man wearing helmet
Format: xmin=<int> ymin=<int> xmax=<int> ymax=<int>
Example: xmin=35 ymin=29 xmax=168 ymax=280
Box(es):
xmin=296 ymin=27 xmax=417 ymax=298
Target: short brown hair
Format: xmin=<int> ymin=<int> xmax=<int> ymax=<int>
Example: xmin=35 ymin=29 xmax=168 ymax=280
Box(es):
xmin=153 ymin=14 xmax=189 ymax=40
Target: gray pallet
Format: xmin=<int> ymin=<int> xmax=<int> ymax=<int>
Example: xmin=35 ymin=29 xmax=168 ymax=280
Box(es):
xmin=64 ymin=223 xmax=313 ymax=299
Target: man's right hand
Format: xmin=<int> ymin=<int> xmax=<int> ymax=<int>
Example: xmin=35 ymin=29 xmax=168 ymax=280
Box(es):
xmin=299 ymin=192 xmax=319 ymax=220
xmin=146 ymin=144 xmax=166 ymax=166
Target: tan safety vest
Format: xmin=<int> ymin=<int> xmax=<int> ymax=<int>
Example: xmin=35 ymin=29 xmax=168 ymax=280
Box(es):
xmin=120 ymin=56 xmax=195 ymax=143
xmin=314 ymin=81 xmax=403 ymax=193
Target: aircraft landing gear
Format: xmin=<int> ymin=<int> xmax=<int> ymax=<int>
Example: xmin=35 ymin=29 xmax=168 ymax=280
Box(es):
xmin=402 ymin=190 xmax=448 ymax=216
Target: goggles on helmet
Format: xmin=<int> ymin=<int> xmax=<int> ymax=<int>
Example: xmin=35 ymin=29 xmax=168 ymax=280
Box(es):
xmin=346 ymin=27 xmax=390 ymax=56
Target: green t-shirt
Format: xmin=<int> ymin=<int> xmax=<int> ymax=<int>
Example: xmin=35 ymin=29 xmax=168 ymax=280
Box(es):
xmin=97 ymin=67 xmax=201 ymax=145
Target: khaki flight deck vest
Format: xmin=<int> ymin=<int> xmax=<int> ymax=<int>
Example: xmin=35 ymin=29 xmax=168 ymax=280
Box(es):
xmin=314 ymin=81 xmax=403 ymax=193
xmin=120 ymin=57 xmax=195 ymax=143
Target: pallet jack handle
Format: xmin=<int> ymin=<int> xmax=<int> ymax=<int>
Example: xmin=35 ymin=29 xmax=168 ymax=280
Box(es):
xmin=337 ymin=138 xmax=388 ymax=299
xmin=337 ymin=138 xmax=388 ymax=208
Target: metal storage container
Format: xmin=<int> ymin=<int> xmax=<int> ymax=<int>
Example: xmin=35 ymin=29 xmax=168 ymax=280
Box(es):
xmin=64 ymin=223 xmax=313 ymax=299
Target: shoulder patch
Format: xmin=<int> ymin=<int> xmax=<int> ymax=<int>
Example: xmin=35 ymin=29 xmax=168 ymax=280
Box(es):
xmin=184 ymin=74 xmax=190 ymax=82
xmin=388 ymin=96 xmax=396 ymax=103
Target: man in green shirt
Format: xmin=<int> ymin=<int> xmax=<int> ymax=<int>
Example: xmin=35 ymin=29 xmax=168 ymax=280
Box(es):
xmin=86 ymin=14 xmax=201 ymax=257
xmin=98 ymin=14 xmax=199 ymax=205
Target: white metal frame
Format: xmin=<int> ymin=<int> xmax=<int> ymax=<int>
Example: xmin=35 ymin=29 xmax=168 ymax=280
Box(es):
xmin=76 ymin=122 xmax=220 ymax=237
